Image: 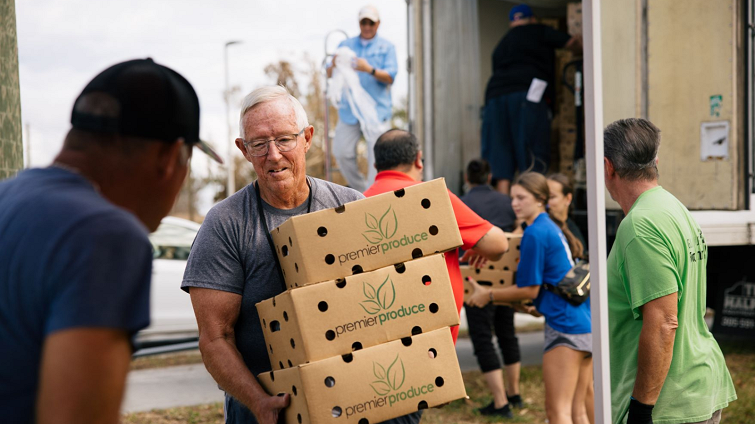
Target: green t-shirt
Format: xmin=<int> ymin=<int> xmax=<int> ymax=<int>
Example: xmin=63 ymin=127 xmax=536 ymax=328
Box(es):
xmin=607 ymin=186 xmax=736 ymax=424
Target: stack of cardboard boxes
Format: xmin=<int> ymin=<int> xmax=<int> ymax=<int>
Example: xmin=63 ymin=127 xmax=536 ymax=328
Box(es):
xmin=553 ymin=2 xmax=583 ymax=177
xmin=460 ymin=234 xmax=522 ymax=305
xmin=255 ymin=178 xmax=468 ymax=424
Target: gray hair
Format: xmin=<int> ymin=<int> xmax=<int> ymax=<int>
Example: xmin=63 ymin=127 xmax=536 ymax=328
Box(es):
xmin=238 ymin=85 xmax=309 ymax=139
xmin=604 ymin=118 xmax=660 ymax=181
xmin=374 ymin=129 xmax=418 ymax=172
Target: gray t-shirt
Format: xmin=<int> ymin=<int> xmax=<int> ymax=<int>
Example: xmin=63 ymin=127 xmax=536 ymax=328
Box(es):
xmin=182 ymin=177 xmax=362 ymax=378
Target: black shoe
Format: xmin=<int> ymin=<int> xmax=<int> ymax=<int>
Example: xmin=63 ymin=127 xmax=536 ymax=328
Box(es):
xmin=507 ymin=394 xmax=524 ymax=409
xmin=476 ymin=401 xmax=496 ymax=415
xmin=479 ymin=402 xmax=513 ymax=418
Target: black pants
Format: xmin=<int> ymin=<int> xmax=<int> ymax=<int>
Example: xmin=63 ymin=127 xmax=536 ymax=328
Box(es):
xmin=464 ymin=304 xmax=521 ymax=372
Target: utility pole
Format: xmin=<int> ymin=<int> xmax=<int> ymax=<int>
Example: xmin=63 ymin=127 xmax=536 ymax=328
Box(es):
xmin=224 ymin=40 xmax=242 ymax=197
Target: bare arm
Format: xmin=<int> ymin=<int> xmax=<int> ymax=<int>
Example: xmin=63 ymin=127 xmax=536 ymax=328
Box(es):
xmin=471 ymin=226 xmax=509 ymax=261
xmin=190 ymin=288 xmax=289 ymax=424
xmin=36 ymin=329 xmax=131 ymax=424
xmin=354 ymin=58 xmax=394 ymax=84
xmin=465 ymin=277 xmax=539 ymax=307
xmin=632 ymin=292 xmax=678 ymax=405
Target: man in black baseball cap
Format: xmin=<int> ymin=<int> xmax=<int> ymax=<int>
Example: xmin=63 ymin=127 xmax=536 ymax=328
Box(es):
xmin=0 ymin=58 xmax=216 ymax=423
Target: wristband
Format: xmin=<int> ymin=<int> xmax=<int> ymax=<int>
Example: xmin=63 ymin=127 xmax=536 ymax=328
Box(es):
xmin=627 ymin=397 xmax=654 ymax=424
xmin=371 ymin=68 xmax=376 ymax=76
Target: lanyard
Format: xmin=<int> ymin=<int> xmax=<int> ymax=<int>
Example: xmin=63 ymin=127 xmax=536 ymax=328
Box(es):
xmin=255 ymin=179 xmax=312 ymax=292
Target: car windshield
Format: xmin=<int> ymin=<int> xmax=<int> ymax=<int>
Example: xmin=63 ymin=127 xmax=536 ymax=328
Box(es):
xmin=149 ymin=222 xmax=198 ymax=260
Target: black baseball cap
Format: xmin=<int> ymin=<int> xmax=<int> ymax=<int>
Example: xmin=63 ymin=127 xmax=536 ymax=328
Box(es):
xmin=71 ymin=58 xmax=223 ymax=164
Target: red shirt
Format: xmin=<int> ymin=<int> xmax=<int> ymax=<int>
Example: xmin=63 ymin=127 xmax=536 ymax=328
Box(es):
xmin=364 ymin=171 xmax=493 ymax=344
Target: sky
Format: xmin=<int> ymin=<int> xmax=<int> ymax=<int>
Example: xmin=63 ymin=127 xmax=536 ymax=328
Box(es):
xmin=15 ymin=0 xmax=408 ymax=174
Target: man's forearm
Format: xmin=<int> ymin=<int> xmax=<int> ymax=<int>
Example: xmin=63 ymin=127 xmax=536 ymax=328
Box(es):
xmin=371 ymin=68 xmax=393 ymax=84
xmin=632 ymin=307 xmax=678 ymax=404
xmin=201 ymin=337 xmax=268 ymax=413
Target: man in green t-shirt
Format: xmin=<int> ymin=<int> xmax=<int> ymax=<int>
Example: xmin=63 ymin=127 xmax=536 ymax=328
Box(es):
xmin=604 ymin=118 xmax=736 ymax=424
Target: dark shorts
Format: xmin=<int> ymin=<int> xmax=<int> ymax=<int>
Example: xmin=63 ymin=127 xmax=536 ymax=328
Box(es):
xmin=481 ymin=90 xmax=551 ymax=181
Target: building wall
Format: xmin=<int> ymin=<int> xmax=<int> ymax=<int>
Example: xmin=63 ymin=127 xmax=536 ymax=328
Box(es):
xmin=0 ymin=0 xmax=22 ymax=180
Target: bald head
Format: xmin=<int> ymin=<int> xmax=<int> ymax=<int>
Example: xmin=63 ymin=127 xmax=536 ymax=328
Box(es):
xmin=374 ymin=129 xmax=419 ymax=172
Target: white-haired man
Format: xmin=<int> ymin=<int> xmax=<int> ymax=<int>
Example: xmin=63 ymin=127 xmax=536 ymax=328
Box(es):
xmin=182 ymin=86 xmax=364 ymax=424
xmin=327 ymin=4 xmax=398 ymax=192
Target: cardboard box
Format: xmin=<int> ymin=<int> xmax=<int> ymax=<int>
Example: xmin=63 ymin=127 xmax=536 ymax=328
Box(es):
xmin=257 ymin=254 xmax=460 ymax=369
xmin=258 ymin=328 xmax=467 ymax=424
xmin=461 ymin=266 xmax=515 ymax=305
xmin=483 ymin=233 xmax=521 ymax=272
xmin=567 ymin=2 xmax=582 ymax=36
xmin=272 ymin=179 xmax=463 ymax=288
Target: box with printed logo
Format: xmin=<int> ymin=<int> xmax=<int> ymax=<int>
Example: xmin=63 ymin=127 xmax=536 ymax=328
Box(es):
xmin=271 ymin=178 xmax=463 ymax=289
xmin=461 ymin=266 xmax=516 ymax=306
xmin=481 ymin=233 xmax=521 ymax=272
xmin=258 ymin=328 xmax=467 ymax=424
xmin=257 ymin=254 xmax=459 ymax=369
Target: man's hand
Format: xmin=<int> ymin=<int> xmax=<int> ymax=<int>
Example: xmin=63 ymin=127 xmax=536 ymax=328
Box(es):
xmin=353 ymin=57 xmax=372 ymax=73
xmin=252 ymin=393 xmax=290 ymax=424
xmin=36 ymin=328 xmax=132 ymax=424
xmin=465 ymin=277 xmax=491 ymax=308
xmin=461 ymin=249 xmax=488 ymax=269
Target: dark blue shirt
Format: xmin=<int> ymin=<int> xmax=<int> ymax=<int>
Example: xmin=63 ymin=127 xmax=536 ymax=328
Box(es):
xmin=460 ymin=185 xmax=517 ymax=232
xmin=516 ymin=213 xmax=591 ymax=334
xmin=0 ymin=167 xmax=152 ymax=422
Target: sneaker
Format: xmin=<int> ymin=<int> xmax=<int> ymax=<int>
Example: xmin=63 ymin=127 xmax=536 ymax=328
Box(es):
xmin=476 ymin=401 xmax=496 ymax=415
xmin=480 ymin=402 xmax=513 ymax=418
xmin=507 ymin=394 xmax=524 ymax=409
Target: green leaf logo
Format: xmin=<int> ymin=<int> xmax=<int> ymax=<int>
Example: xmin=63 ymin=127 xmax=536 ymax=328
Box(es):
xmin=362 ymin=205 xmax=398 ymax=245
xmin=376 ymin=275 xmax=396 ymax=310
xmin=370 ymin=355 xmax=406 ymax=395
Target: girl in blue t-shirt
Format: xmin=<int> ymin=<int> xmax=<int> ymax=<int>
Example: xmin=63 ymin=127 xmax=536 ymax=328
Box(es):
xmin=467 ymin=172 xmax=593 ymax=424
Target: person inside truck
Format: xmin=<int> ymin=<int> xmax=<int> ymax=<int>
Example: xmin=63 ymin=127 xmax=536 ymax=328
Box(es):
xmin=466 ymin=172 xmax=593 ymax=424
xmin=481 ymin=4 xmax=581 ymax=195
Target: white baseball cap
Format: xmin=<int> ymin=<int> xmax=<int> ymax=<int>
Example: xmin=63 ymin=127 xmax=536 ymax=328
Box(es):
xmin=358 ymin=5 xmax=380 ymax=22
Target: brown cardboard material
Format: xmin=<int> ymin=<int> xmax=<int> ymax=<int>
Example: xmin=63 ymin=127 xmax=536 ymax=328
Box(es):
xmin=461 ymin=266 xmax=516 ymax=305
xmin=272 ymin=178 xmax=463 ymax=289
xmin=257 ymin=254 xmax=460 ymax=369
xmin=483 ymin=233 xmax=521 ymax=272
xmin=258 ymin=328 xmax=467 ymax=424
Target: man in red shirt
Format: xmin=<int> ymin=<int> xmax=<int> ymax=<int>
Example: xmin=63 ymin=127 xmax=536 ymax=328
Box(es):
xmin=364 ymin=129 xmax=508 ymax=343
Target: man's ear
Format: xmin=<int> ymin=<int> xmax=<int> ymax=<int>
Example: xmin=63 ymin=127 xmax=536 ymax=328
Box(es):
xmin=235 ymin=138 xmax=251 ymax=162
xmin=303 ymin=125 xmax=314 ymax=153
xmin=604 ymin=157 xmax=615 ymax=178
xmin=415 ymin=151 xmax=423 ymax=171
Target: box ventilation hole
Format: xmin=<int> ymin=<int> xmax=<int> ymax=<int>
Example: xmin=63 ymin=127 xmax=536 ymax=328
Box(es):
xmin=317 ymin=226 xmax=328 ymax=237
xmin=281 ymin=245 xmax=289 ymax=256
xmin=352 ymin=341 xmax=363 ymax=351
xmin=287 ymin=359 xmax=293 ymax=367
xmin=341 ymin=353 xmax=354 ymax=363
xmin=394 ymin=188 xmax=405 ymax=197
xmin=422 ymin=275 xmax=432 ymax=286
xmin=429 ymin=303 xmax=439 ymax=313
xmin=394 ymin=263 xmax=406 ymax=273
xmin=335 ymin=205 xmax=346 ymax=213
xmin=429 ymin=225 xmax=438 ymax=236
xmin=262 ymin=319 xmax=266 ymax=328
xmin=325 ymin=254 xmax=335 ymax=265
xmin=290 ymin=338 xmax=295 ymax=349
xmin=270 ymin=321 xmax=281 ymax=332
xmin=464 ymin=288 xmax=470 ymax=294
xmin=269 ymin=344 xmax=273 ymax=354
xmin=283 ymin=311 xmax=289 ymax=321
xmin=278 ymin=361 xmax=284 ymax=369
xmin=325 ymin=330 xmax=336 ymax=341
xmin=335 ymin=279 xmax=346 ymax=288
xmin=352 ymin=265 xmax=363 ymax=274
xmin=499 ymin=280 xmax=505 ymax=285
xmin=295 ymin=263 xmax=299 ymax=273
xmin=289 ymin=237 xmax=293 ymax=247
xmin=359 ymin=419 xmax=370 ymax=424
xmin=270 ymin=370 xmax=275 ymax=381
xmin=325 ymin=376 xmax=336 ymax=387
xmin=475 ymin=269 xmax=481 ymax=275
xmin=411 ymin=326 xmax=423 ymax=336
xmin=282 ymin=269 xmax=286 ymax=277
xmin=488 ymin=265 xmax=494 ymax=270
xmin=418 ymin=401 xmax=429 ymax=410
xmin=273 ymin=298 xmax=277 ymax=307
xmin=411 ymin=248 xmax=423 ymax=259
xmin=318 ymin=301 xmax=328 ymax=312
xmin=428 ymin=348 xmax=437 ymax=358
xmin=421 ymin=198 xmax=431 ymax=209
xmin=297 ymin=414 xmax=302 ymax=423
xmin=331 ymin=406 xmax=342 ymax=417
xmin=435 ymin=376 xmax=445 ymax=387
xmin=503 ymin=266 xmax=510 ymax=271
xmin=516 ymin=245 xmax=520 ymax=250
xmin=401 ymin=337 xmax=412 ymax=347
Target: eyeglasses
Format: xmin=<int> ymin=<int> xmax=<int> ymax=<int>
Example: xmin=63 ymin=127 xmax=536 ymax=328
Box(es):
xmin=242 ymin=128 xmax=305 ymax=157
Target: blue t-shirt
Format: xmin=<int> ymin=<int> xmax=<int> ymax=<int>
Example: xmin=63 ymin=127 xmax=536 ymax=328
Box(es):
xmin=516 ymin=213 xmax=591 ymax=334
xmin=336 ymin=35 xmax=398 ymax=125
xmin=0 ymin=167 xmax=152 ymax=422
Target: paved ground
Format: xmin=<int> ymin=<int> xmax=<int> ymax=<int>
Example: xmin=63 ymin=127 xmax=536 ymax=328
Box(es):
xmin=122 ymin=314 xmax=545 ymax=413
